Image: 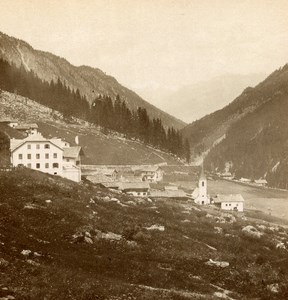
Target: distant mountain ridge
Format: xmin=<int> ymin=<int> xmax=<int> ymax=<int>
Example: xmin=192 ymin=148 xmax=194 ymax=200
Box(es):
xmin=136 ymin=73 xmax=265 ymax=123
xmin=0 ymin=31 xmax=185 ymax=129
xmin=182 ymin=64 xmax=288 ymax=189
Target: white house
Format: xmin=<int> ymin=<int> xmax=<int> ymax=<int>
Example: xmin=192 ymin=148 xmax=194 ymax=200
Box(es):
xmin=212 ymin=194 xmax=245 ymax=212
xmin=10 ymin=133 xmax=82 ymax=182
xmin=119 ymin=182 xmax=150 ymax=197
xmin=193 ymin=168 xmax=210 ymax=205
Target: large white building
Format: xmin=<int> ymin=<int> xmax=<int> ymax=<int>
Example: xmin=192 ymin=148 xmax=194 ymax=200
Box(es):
xmin=10 ymin=133 xmax=82 ymax=182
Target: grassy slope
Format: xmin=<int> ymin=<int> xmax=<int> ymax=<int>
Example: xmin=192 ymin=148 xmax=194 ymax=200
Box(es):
xmin=0 ymin=90 xmax=182 ymax=165
xmin=1 ymin=169 xmax=288 ymax=299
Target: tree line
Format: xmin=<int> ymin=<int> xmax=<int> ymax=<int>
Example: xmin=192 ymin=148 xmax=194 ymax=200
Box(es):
xmin=0 ymin=58 xmax=190 ymax=162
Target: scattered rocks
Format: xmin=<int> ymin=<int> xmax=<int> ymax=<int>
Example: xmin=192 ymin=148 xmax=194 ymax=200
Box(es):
xmin=242 ymin=225 xmax=263 ymax=238
xmin=145 ymin=224 xmax=165 ymax=231
xmin=205 ymin=259 xmax=229 ymax=268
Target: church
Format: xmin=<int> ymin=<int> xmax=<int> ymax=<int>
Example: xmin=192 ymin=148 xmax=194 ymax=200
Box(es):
xmin=192 ymin=167 xmax=210 ymax=205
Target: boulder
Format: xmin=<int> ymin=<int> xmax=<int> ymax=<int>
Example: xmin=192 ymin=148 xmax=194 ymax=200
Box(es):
xmin=242 ymin=225 xmax=263 ymax=238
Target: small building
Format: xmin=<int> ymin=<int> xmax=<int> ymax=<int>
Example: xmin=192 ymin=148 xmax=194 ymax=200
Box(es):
xmin=135 ymin=165 xmax=164 ymax=182
xmin=212 ymin=194 xmax=245 ymax=212
xmin=15 ymin=123 xmax=38 ymax=136
xmin=119 ymin=181 xmax=150 ymax=197
xmin=254 ymin=179 xmax=267 ymax=187
xmin=193 ymin=167 xmax=210 ymax=205
xmin=63 ymin=146 xmax=83 ymax=182
xmin=0 ymin=120 xmax=19 ymax=128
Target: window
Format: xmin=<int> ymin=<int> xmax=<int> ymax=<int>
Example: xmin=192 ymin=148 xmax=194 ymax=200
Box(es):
xmin=66 ymin=158 xmax=70 ymax=162
xmin=53 ymin=153 xmax=57 ymax=158
xmin=137 ymin=192 xmax=141 ymax=195
xmin=36 ymin=144 xmax=40 ymax=149
xmin=36 ymin=163 xmax=40 ymax=169
xmin=53 ymin=163 xmax=59 ymax=169
xmin=18 ymin=154 xmax=23 ymax=159
xmin=27 ymin=163 xmax=31 ymax=168
xmin=44 ymin=144 xmax=50 ymax=149
xmin=36 ymin=154 xmax=40 ymax=159
xmin=27 ymin=144 xmax=31 ymax=149
xmin=229 ymin=203 xmax=231 ymax=206
xmin=27 ymin=154 xmax=31 ymax=159
xmin=45 ymin=163 xmax=49 ymax=168
xmin=225 ymin=204 xmax=228 ymax=206
xmin=202 ymin=181 xmax=205 ymax=187
xmin=45 ymin=153 xmax=49 ymax=159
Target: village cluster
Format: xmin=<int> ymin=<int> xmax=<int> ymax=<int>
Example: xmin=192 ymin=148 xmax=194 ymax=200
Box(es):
xmin=1 ymin=119 xmax=244 ymax=212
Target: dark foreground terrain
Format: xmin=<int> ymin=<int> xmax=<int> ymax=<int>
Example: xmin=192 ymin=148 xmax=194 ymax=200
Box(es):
xmin=1 ymin=169 xmax=288 ymax=299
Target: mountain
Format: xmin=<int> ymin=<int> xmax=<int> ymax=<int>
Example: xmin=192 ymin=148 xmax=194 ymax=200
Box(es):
xmin=0 ymin=31 xmax=185 ymax=129
xmin=182 ymin=64 xmax=288 ymax=189
xmin=135 ymin=74 xmax=265 ymax=123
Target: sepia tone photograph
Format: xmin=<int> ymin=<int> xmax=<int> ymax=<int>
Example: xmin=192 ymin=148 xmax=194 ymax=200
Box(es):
xmin=0 ymin=0 xmax=288 ymax=299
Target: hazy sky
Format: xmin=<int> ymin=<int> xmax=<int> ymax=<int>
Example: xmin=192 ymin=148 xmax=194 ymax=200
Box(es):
xmin=1 ymin=0 xmax=288 ymax=93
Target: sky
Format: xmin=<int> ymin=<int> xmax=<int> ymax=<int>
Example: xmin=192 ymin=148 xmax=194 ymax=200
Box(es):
xmin=1 ymin=0 xmax=288 ymax=111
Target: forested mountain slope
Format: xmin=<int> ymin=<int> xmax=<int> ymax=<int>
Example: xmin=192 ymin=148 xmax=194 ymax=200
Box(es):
xmin=182 ymin=64 xmax=288 ymax=188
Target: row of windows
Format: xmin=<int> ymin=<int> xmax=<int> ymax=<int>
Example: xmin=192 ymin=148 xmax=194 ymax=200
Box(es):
xmin=27 ymin=144 xmax=51 ymax=150
xmin=24 ymin=163 xmax=59 ymax=169
xmin=225 ymin=203 xmax=239 ymax=207
xmin=18 ymin=153 xmax=58 ymax=159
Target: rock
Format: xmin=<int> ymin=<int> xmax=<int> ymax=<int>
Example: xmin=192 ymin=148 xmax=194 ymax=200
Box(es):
xmin=89 ymin=198 xmax=95 ymax=204
xmin=111 ymin=198 xmax=119 ymax=202
xmin=267 ymin=283 xmax=279 ymax=293
xmin=34 ymin=252 xmax=42 ymax=257
xmin=0 ymin=258 xmax=9 ymax=267
xmin=205 ymin=259 xmax=229 ymax=268
xmin=147 ymin=198 xmax=153 ymax=203
xmin=100 ymin=232 xmax=122 ymax=241
xmin=145 ymin=225 xmax=165 ymax=231
xmin=206 ymin=214 xmax=214 ymax=219
xmin=242 ymin=225 xmax=263 ymax=238
xmin=45 ymin=200 xmax=52 ymax=203
xmin=214 ymin=227 xmax=223 ymax=234
xmin=181 ymin=219 xmax=190 ymax=223
xmin=27 ymin=259 xmax=40 ymax=266
xmin=103 ymin=196 xmax=110 ymax=201
xmin=21 ymin=249 xmax=32 ymax=256
xmin=84 ymin=237 xmax=93 ymax=244
xmin=276 ymin=242 xmax=286 ymax=250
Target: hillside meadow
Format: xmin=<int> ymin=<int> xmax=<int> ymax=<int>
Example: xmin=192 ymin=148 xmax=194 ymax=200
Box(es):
xmin=0 ymin=169 xmax=288 ymax=299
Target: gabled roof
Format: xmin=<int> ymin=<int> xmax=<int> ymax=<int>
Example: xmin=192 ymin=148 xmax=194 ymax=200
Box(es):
xmin=119 ymin=181 xmax=150 ymax=191
xmin=10 ymin=134 xmax=64 ymax=152
xmin=150 ymin=190 xmax=188 ymax=198
xmin=213 ymin=194 xmax=245 ymax=203
xmin=86 ymin=174 xmax=114 ymax=184
xmin=15 ymin=123 xmax=38 ymax=130
xmin=63 ymin=146 xmax=83 ymax=158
